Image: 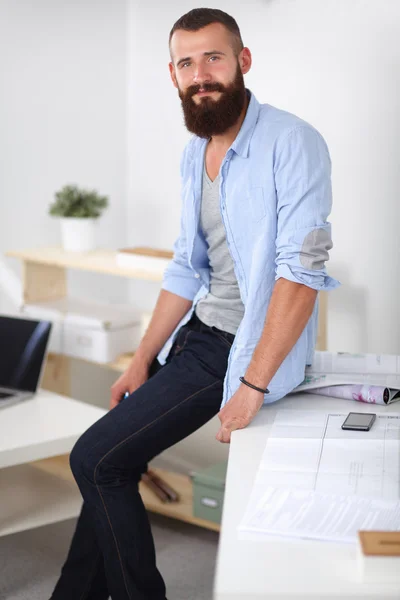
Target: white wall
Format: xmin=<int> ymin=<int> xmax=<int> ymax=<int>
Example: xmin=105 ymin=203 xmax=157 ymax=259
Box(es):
xmin=127 ymin=1 xmax=233 ymax=471
xmin=127 ymin=0 xmax=400 ymax=354
xmin=1 ymin=0 xmax=398 ymax=471
xmin=127 ymin=0 xmax=400 ymax=469
xmin=0 ymin=0 xmax=128 ymax=302
xmin=0 ymin=0 xmax=128 ymax=403
xmin=240 ymin=0 xmax=400 ymax=354
xmin=126 ymin=1 xmax=190 ymax=314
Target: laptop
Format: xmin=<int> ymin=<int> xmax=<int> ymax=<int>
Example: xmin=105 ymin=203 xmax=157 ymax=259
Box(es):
xmin=0 ymin=314 xmax=52 ymax=409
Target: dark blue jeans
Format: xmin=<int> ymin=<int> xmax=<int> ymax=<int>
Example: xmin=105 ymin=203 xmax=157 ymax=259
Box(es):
xmin=51 ymin=313 xmax=234 ymax=600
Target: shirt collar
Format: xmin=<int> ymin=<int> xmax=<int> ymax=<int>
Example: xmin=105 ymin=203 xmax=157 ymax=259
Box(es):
xmin=230 ymin=89 xmax=260 ymax=158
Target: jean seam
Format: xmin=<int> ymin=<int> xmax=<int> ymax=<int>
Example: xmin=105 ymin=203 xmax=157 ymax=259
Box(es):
xmin=78 ymin=549 xmax=102 ymax=600
xmin=212 ymin=332 xmax=233 ymax=349
xmin=92 ymin=377 xmax=220 ymax=600
xmin=174 ymin=329 xmax=192 ymax=355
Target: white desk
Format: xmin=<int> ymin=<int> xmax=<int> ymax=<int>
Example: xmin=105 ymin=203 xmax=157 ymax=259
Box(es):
xmin=0 ymin=390 xmax=106 ymax=537
xmin=214 ymin=393 xmax=400 ymax=600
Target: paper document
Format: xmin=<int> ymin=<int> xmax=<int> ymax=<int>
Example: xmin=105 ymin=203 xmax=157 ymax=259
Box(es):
xmin=240 ymin=487 xmax=400 ymax=544
xmin=293 ymin=351 xmax=400 ymax=404
xmin=312 ymin=351 xmax=400 ymax=375
xmin=239 ymin=410 xmax=400 ymax=542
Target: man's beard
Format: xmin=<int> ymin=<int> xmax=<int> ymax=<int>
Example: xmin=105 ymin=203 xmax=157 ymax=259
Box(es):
xmin=178 ymin=65 xmax=246 ymax=138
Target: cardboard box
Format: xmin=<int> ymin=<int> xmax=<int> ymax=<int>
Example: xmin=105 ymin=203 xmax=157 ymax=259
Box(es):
xmin=116 ymin=247 xmax=173 ymax=273
xmin=21 ymin=297 xmax=142 ymax=363
xmin=357 ymin=530 xmax=400 ymax=582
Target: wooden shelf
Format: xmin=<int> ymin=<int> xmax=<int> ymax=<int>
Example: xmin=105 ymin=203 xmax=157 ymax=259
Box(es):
xmin=0 ymin=460 xmax=82 ymax=537
xmin=30 ymin=455 xmax=220 ymax=533
xmin=140 ymin=467 xmax=220 ymax=532
xmin=6 ymin=246 xmax=165 ymax=281
xmin=50 ymin=351 xmax=134 ymax=374
xmin=107 ymin=351 xmax=135 ymax=372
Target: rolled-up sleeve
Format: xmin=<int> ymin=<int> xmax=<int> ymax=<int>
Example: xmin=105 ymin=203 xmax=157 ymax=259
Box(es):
xmin=161 ymin=143 xmax=202 ymax=301
xmin=274 ymin=125 xmax=340 ymax=291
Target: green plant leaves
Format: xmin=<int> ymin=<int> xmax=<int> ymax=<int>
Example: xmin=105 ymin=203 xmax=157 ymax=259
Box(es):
xmin=49 ymin=184 xmax=109 ymax=218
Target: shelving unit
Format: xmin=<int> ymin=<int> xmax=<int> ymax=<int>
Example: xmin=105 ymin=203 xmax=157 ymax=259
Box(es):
xmin=6 ymin=246 xmax=165 ymax=281
xmin=5 ymin=246 xmax=222 ymax=532
xmin=0 ymin=456 xmax=219 ymax=538
xmin=5 ymin=245 xmax=327 ymax=534
xmin=31 ymin=455 xmax=220 ymax=533
xmin=7 ymin=246 xmax=166 ymax=394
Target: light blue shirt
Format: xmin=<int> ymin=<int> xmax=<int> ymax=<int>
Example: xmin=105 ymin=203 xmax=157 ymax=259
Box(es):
xmin=158 ymin=91 xmax=340 ymax=408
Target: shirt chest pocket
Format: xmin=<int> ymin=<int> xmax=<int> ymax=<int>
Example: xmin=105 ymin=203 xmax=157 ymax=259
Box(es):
xmin=247 ymin=187 xmax=266 ymax=222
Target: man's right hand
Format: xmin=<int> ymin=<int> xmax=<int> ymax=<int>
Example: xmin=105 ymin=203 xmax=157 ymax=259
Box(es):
xmin=109 ymin=359 xmax=150 ymax=410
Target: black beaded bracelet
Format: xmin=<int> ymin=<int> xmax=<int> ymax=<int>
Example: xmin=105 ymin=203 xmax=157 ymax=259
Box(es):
xmin=239 ymin=376 xmax=270 ymax=395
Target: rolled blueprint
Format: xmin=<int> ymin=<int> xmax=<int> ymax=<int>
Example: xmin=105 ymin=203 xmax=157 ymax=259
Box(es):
xmin=308 ymin=384 xmax=391 ymax=405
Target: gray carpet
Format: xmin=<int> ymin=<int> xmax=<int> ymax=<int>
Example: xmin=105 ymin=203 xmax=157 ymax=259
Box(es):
xmin=0 ymin=514 xmax=219 ymax=600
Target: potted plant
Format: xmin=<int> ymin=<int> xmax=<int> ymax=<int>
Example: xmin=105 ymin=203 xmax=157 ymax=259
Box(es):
xmin=49 ymin=184 xmax=109 ymax=252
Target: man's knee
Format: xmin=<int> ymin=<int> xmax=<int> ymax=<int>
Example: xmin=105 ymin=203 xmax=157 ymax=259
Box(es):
xmin=70 ymin=430 xmax=146 ymax=487
xmin=69 ymin=431 xmax=97 ymax=484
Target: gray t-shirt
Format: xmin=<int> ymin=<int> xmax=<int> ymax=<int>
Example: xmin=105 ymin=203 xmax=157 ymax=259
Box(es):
xmin=195 ymin=165 xmax=244 ymax=335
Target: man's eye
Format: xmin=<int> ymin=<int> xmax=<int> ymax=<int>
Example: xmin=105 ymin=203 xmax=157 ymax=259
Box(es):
xmin=181 ymin=62 xmax=191 ymax=68
xmin=209 ymin=56 xmax=220 ymax=62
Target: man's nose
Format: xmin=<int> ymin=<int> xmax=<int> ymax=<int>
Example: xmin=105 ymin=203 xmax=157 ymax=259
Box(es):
xmin=193 ymin=63 xmax=211 ymax=86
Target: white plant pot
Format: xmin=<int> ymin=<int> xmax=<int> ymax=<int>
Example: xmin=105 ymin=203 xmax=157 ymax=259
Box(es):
xmin=60 ymin=217 xmax=97 ymax=252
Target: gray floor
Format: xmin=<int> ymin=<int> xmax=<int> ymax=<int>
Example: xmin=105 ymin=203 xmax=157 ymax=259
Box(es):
xmin=0 ymin=514 xmax=219 ymax=600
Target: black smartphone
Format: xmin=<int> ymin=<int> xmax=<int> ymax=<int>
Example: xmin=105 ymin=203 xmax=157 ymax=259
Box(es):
xmin=341 ymin=412 xmax=376 ymax=431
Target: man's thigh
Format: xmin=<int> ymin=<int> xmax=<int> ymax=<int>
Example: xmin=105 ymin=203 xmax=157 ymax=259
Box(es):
xmin=74 ymin=324 xmax=231 ymax=473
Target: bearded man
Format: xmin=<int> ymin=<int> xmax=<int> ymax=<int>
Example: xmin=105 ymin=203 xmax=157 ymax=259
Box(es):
xmin=50 ymin=8 xmax=338 ymax=600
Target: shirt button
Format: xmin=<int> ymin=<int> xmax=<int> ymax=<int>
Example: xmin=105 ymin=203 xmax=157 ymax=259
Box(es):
xmin=194 ymin=273 xmax=200 ymax=278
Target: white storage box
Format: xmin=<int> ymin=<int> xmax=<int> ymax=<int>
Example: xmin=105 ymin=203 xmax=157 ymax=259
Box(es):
xmin=21 ymin=297 xmax=142 ymax=363
xmin=116 ymin=247 xmax=173 ymax=273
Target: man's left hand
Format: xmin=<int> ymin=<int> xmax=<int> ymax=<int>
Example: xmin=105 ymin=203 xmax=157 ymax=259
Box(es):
xmin=216 ymin=384 xmax=265 ymax=444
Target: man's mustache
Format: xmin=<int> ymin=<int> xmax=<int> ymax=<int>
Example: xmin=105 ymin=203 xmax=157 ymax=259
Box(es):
xmin=185 ymin=82 xmax=226 ymax=98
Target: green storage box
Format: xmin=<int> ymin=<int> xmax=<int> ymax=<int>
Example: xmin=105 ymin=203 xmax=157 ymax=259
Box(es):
xmin=192 ymin=461 xmax=228 ymax=525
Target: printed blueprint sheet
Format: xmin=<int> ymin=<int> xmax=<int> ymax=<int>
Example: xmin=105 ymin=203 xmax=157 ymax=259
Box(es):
xmin=239 ymin=411 xmax=400 ymax=542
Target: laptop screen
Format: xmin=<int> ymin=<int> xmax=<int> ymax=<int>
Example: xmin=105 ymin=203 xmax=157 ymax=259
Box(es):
xmin=0 ymin=315 xmax=52 ymax=392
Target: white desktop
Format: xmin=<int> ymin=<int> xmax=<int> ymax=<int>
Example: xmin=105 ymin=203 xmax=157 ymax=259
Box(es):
xmin=0 ymin=389 xmax=106 ymax=538
xmin=214 ymin=392 xmax=400 ymax=600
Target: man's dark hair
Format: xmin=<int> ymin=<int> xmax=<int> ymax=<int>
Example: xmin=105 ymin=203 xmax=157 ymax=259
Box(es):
xmin=169 ymin=8 xmax=244 ymax=56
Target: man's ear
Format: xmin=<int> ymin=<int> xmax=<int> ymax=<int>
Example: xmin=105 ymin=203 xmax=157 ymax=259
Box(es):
xmin=169 ymin=62 xmax=178 ymax=89
xmin=238 ymin=47 xmax=252 ymax=76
